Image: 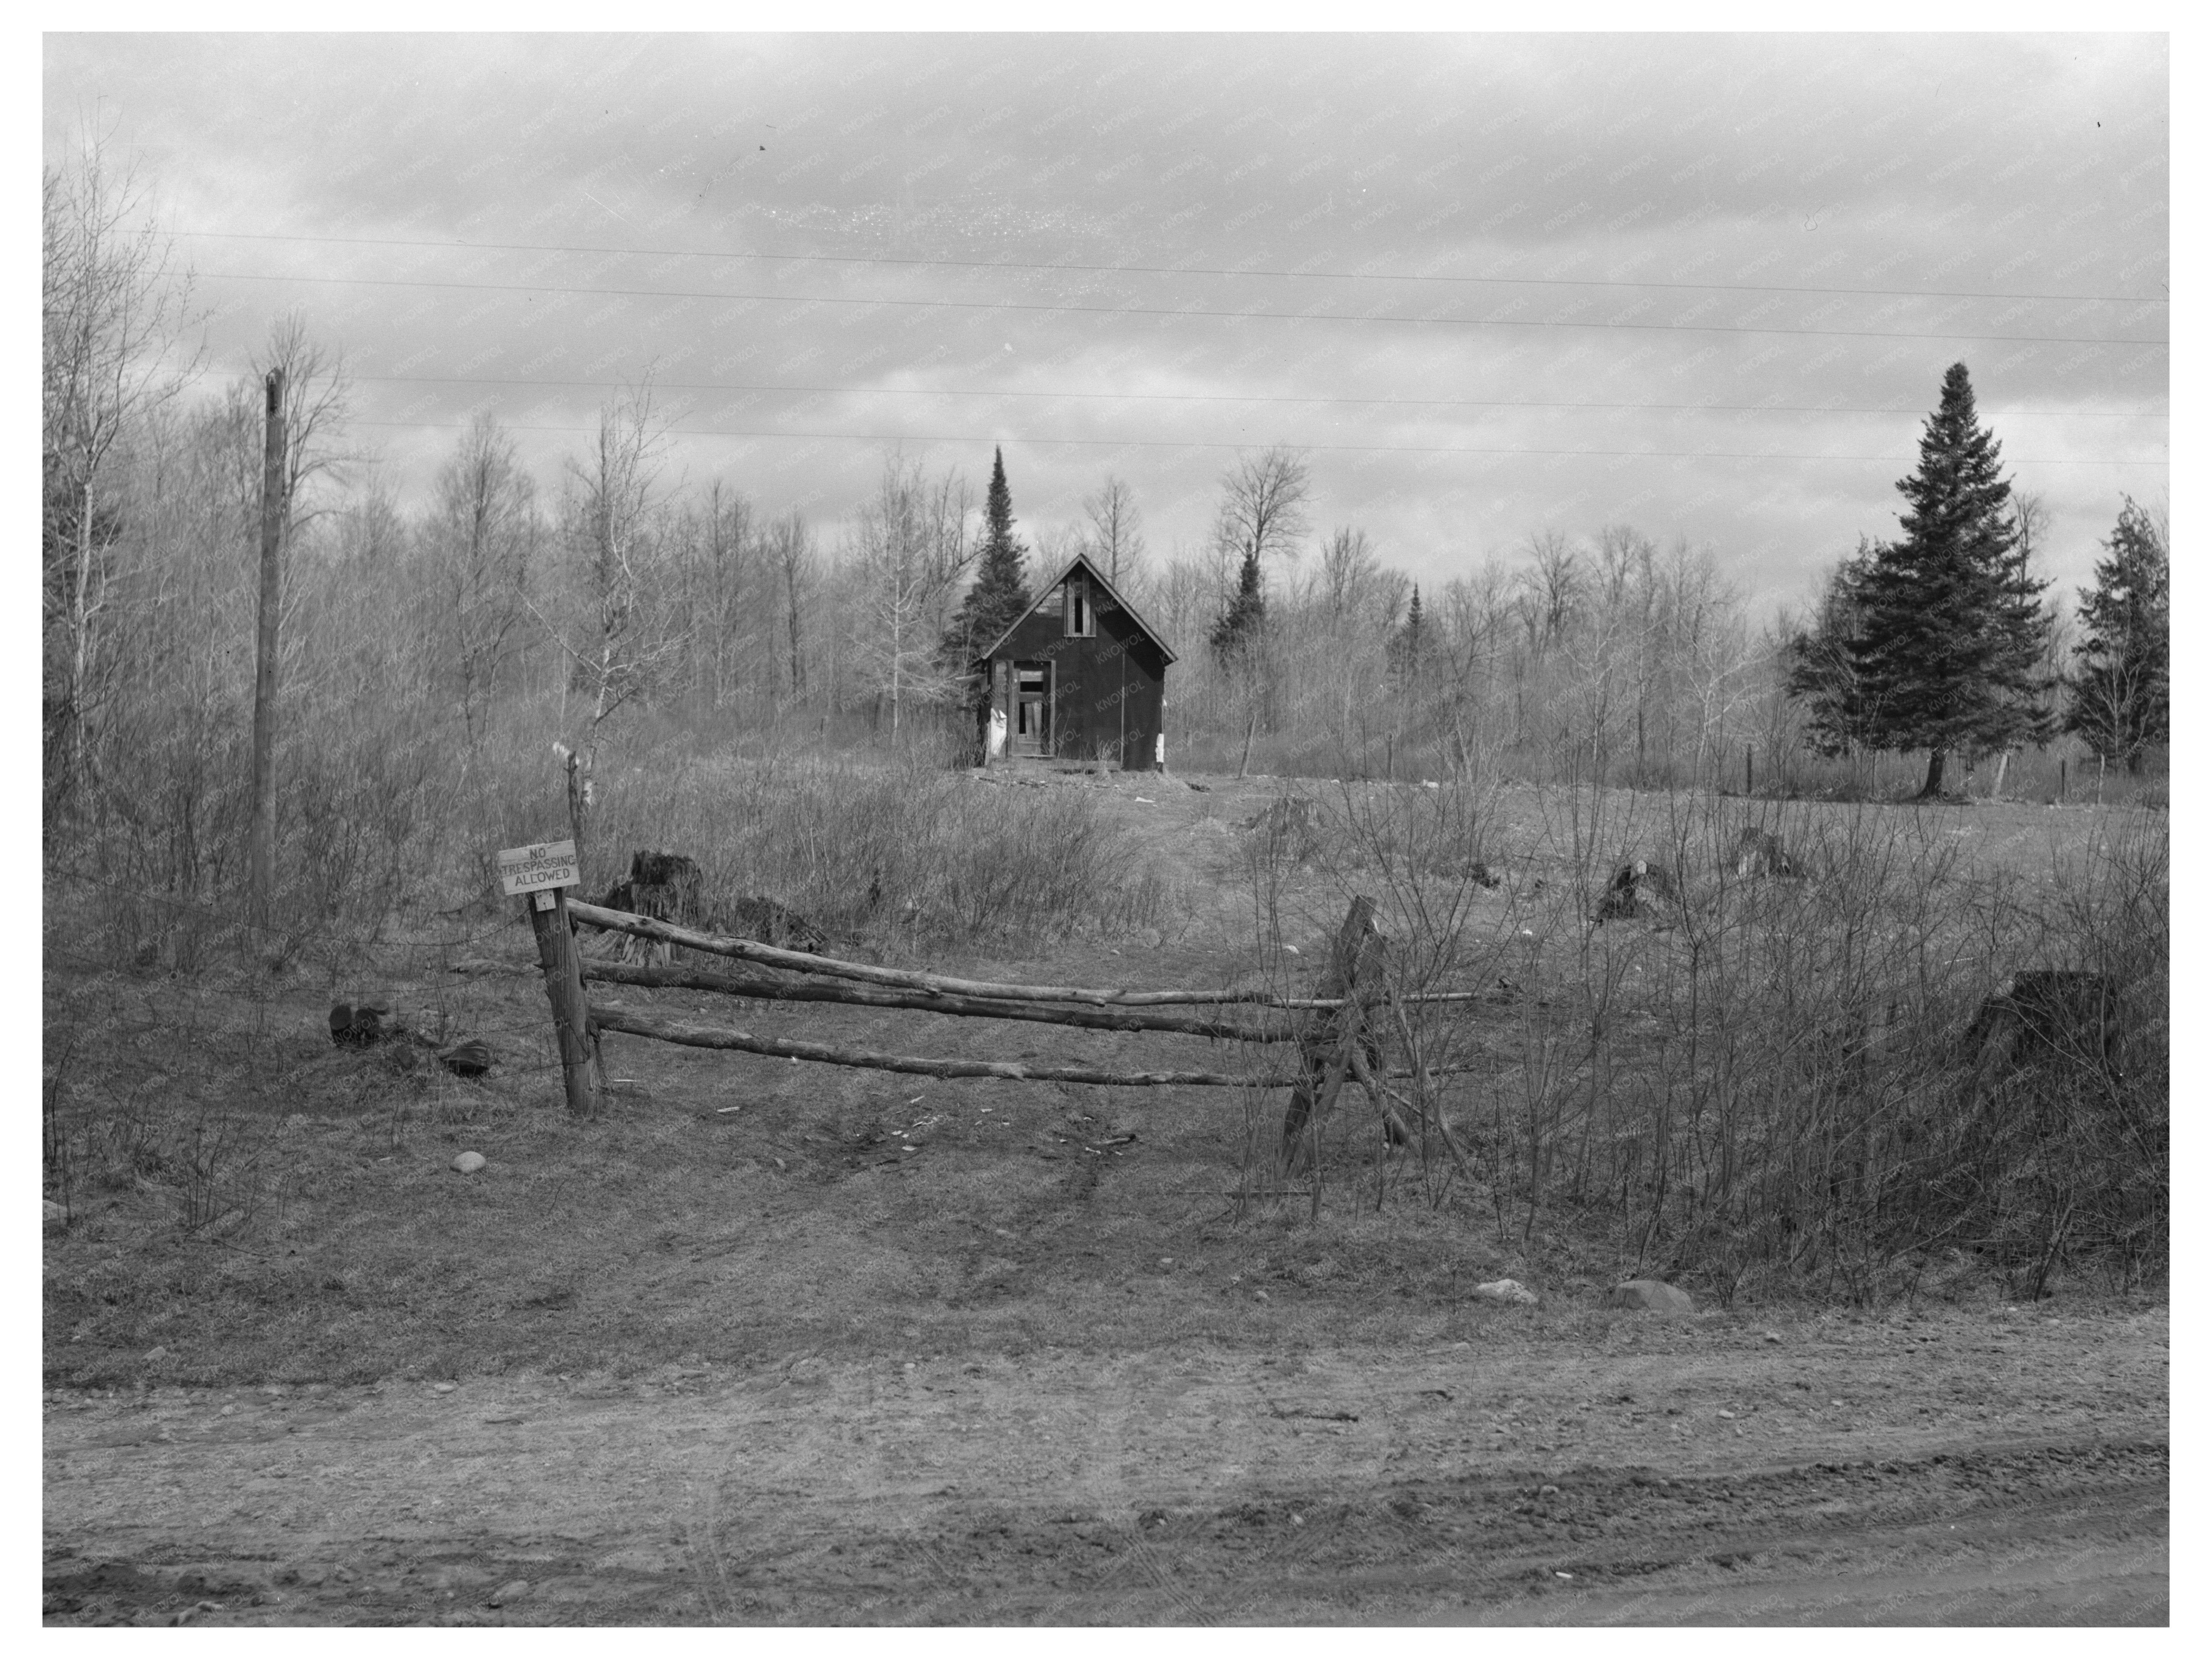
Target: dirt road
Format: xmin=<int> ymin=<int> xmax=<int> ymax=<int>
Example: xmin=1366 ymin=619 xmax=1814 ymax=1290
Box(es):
xmin=44 ymin=1309 xmax=2167 ymax=1625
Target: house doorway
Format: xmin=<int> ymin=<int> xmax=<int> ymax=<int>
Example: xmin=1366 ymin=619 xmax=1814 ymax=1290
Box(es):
xmin=1012 ymin=662 xmax=1051 ymax=757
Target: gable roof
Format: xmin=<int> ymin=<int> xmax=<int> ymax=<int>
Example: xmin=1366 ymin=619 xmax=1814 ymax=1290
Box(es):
xmin=974 ymin=550 xmax=1179 ymax=666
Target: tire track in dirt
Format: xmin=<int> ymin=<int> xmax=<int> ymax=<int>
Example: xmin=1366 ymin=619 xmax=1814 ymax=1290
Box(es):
xmin=1031 ymin=1354 xmax=1216 ymax=1625
xmin=45 ymin=1330 xmax=2167 ymax=1625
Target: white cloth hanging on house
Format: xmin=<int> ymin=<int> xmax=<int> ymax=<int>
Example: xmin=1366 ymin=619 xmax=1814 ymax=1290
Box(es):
xmin=988 ymin=707 xmax=1008 ymax=759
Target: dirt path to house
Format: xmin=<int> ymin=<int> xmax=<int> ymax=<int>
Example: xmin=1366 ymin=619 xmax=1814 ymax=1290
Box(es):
xmin=45 ymin=1310 xmax=2166 ymax=1626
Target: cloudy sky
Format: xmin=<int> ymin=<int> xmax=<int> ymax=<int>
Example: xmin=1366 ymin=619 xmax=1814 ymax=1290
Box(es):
xmin=43 ymin=31 xmax=2168 ymax=611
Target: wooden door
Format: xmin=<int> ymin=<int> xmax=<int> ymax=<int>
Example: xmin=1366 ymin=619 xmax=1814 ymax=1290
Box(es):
xmin=1013 ymin=662 xmax=1050 ymax=756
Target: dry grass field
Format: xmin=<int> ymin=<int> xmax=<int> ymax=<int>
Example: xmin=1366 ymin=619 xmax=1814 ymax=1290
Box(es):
xmin=43 ymin=764 xmax=2168 ymax=1625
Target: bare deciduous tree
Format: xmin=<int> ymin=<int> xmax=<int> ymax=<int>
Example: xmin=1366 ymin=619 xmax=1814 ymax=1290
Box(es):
xmin=530 ymin=377 xmax=683 ymax=865
xmin=847 ymin=453 xmax=974 ymax=734
xmin=1083 ymin=474 xmax=1147 ymax=588
xmin=253 ymin=313 xmax=353 ymax=526
xmin=42 ymin=128 xmax=202 ymax=809
xmin=427 ymin=413 xmax=537 ymax=744
xmin=559 ymin=377 xmax=679 ymax=733
xmin=687 ymin=480 xmax=758 ymax=712
xmin=765 ymin=509 xmax=816 ymax=705
xmin=1212 ymin=445 xmax=1311 ymax=577
xmin=1516 ymin=530 xmax=1583 ymax=652
xmin=1318 ymin=526 xmax=1391 ymax=622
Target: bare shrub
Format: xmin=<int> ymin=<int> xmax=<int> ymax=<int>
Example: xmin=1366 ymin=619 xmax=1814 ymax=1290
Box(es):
xmin=1235 ymin=774 xmax=1525 ymax=1216
xmin=1929 ymin=820 xmax=2168 ymax=1292
xmin=1229 ymin=773 xmax=2165 ymax=1301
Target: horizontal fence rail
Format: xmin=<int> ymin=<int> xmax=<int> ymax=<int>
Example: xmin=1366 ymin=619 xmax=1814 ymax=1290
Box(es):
xmin=450 ymin=956 xmax=1300 ymax=1042
xmin=591 ymin=1005 xmax=1292 ymax=1086
xmin=589 ymin=1004 xmax=1484 ymax=1089
xmin=564 ymin=899 xmax=1493 ymax=1010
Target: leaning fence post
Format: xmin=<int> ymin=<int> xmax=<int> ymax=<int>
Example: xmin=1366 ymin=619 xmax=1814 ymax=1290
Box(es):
xmin=499 ymin=838 xmax=599 ymax=1116
xmin=1280 ymin=895 xmax=1381 ymax=1178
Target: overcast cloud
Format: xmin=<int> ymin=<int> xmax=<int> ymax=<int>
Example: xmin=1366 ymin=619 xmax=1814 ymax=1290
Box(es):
xmin=43 ymin=31 xmax=2168 ymax=609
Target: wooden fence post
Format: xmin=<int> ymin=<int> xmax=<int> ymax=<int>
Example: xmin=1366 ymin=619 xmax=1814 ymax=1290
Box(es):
xmin=500 ymin=838 xmax=599 ymax=1116
xmin=1280 ymin=895 xmax=1382 ymax=1176
xmin=528 ymin=886 xmax=600 ymax=1116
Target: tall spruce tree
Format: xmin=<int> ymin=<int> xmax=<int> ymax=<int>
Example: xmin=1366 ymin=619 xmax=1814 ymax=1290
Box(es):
xmin=1209 ymin=547 xmax=1266 ymax=662
xmin=1785 ymin=538 xmax=1881 ymax=758
xmin=2064 ymin=495 xmax=2169 ymax=772
xmin=942 ymin=447 xmax=1030 ymax=679
xmin=1387 ymin=583 xmax=1425 ymax=688
xmin=1843 ymin=362 xmax=2054 ymax=797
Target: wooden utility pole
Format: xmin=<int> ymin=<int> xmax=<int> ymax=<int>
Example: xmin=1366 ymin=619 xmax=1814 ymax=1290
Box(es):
xmin=247 ymin=368 xmax=286 ymax=926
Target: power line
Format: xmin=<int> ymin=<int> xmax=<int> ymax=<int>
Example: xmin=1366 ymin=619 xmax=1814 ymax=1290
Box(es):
xmin=344 ymin=371 xmax=2169 ymax=421
xmin=178 ymin=229 xmax=2170 ymax=309
xmin=348 ymin=417 xmax=2169 ymax=466
xmin=200 ymin=269 xmax=2169 ymax=350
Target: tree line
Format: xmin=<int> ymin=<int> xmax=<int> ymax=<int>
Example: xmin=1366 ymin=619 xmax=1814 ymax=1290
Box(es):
xmin=45 ymin=143 xmax=2166 ymax=904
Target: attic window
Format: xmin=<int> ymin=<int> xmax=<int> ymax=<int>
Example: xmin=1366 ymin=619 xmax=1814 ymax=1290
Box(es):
xmin=1064 ymin=575 xmax=1095 ymax=638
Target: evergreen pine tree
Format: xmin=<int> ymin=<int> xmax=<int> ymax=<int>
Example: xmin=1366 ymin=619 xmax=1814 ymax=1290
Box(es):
xmin=1208 ymin=548 xmax=1266 ymax=662
xmin=2064 ymin=495 xmax=2169 ymax=772
xmin=1397 ymin=583 xmax=1424 ymax=668
xmin=942 ymin=447 xmax=1030 ymax=678
xmin=1785 ymin=538 xmax=1881 ymax=758
xmin=1844 ymin=362 xmax=2054 ymax=797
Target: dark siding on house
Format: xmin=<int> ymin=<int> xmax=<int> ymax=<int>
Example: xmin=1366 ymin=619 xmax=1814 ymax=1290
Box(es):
xmin=989 ymin=575 xmax=1167 ymax=769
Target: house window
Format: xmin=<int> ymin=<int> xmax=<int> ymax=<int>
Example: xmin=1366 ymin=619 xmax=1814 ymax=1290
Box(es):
xmin=1064 ymin=576 xmax=1095 ymax=638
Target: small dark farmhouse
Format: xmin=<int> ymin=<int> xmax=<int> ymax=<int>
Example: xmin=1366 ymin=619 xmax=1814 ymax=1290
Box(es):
xmin=975 ymin=552 xmax=1176 ymax=770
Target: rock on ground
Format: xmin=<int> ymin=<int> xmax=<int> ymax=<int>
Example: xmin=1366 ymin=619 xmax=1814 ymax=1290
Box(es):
xmin=1472 ymin=1278 xmax=1538 ymax=1305
xmin=1605 ymin=1279 xmax=1694 ymax=1313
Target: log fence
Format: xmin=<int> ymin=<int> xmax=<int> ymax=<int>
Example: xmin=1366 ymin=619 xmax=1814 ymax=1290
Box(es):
xmin=488 ymin=891 xmax=1482 ymax=1168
